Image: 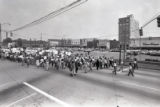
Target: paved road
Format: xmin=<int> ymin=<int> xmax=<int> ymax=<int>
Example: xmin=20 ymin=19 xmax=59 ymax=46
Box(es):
xmin=0 ymin=60 xmax=160 ymax=107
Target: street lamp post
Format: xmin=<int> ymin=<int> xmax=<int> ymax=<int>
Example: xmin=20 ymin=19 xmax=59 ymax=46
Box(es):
xmin=0 ymin=24 xmax=1 ymax=46
xmin=119 ymin=43 xmax=121 ymax=65
xmin=139 ymin=34 xmax=142 ymax=61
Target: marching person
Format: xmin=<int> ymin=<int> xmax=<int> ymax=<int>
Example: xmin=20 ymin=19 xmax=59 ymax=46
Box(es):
xmin=113 ymin=61 xmax=117 ymax=75
xmin=36 ymin=59 xmax=40 ymax=68
xmin=84 ymin=61 xmax=88 ymax=73
xmin=74 ymin=57 xmax=79 ymax=75
xmin=133 ymin=58 xmax=138 ymax=70
xmin=21 ymin=54 xmax=25 ymax=66
xmin=128 ymin=63 xmax=134 ymax=77
xmin=45 ymin=58 xmax=49 ymax=71
xmin=70 ymin=58 xmax=75 ymax=76
xmin=40 ymin=57 xmax=44 ymax=68
xmin=50 ymin=56 xmax=54 ymax=67
xmin=104 ymin=57 xmax=108 ymax=68
xmin=26 ymin=56 xmax=30 ymax=67
xmin=35 ymin=54 xmax=40 ymax=68
xmin=96 ymin=58 xmax=100 ymax=70
xmin=88 ymin=57 xmax=93 ymax=71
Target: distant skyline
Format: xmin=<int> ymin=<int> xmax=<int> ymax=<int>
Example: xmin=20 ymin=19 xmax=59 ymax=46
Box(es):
xmin=0 ymin=0 xmax=160 ymax=40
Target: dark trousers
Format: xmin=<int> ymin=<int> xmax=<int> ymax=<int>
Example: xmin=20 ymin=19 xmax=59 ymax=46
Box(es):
xmin=128 ymin=69 xmax=134 ymax=76
xmin=113 ymin=67 xmax=117 ymax=75
xmin=75 ymin=67 xmax=78 ymax=73
xmin=96 ymin=65 xmax=99 ymax=70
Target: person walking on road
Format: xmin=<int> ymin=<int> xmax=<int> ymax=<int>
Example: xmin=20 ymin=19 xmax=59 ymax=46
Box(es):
xmin=84 ymin=61 xmax=88 ymax=73
xmin=113 ymin=61 xmax=117 ymax=75
xmin=96 ymin=58 xmax=100 ymax=70
xmin=68 ymin=57 xmax=75 ymax=77
xmin=128 ymin=63 xmax=134 ymax=77
xmin=133 ymin=58 xmax=138 ymax=70
xmin=26 ymin=56 xmax=30 ymax=67
xmin=36 ymin=59 xmax=40 ymax=68
xmin=75 ymin=57 xmax=79 ymax=75
xmin=45 ymin=58 xmax=49 ymax=71
xmin=88 ymin=57 xmax=93 ymax=71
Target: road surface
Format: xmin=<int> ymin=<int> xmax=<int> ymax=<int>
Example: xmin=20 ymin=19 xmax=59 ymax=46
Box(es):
xmin=0 ymin=60 xmax=160 ymax=107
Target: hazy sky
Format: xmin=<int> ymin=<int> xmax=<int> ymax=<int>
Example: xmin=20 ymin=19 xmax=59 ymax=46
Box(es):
xmin=0 ymin=0 xmax=160 ymax=40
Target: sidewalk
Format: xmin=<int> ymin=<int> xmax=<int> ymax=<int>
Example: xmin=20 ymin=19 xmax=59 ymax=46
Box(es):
xmin=124 ymin=61 xmax=160 ymax=70
xmin=138 ymin=62 xmax=160 ymax=70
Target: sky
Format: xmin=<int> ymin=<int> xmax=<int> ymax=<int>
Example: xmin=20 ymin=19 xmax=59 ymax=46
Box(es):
xmin=0 ymin=0 xmax=160 ymax=40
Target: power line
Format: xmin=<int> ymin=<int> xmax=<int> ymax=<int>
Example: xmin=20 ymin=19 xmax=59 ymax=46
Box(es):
xmin=142 ymin=12 xmax=160 ymax=28
xmin=12 ymin=0 xmax=88 ymax=32
xmin=1 ymin=29 xmax=26 ymax=39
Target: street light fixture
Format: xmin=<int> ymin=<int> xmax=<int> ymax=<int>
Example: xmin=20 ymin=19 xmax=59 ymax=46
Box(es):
xmin=157 ymin=16 xmax=160 ymax=27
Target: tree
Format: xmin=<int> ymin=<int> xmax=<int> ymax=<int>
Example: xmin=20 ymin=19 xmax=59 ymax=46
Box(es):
xmin=3 ymin=37 xmax=12 ymax=45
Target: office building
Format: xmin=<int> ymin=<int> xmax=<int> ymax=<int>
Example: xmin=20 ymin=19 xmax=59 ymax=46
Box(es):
xmin=119 ymin=14 xmax=139 ymax=49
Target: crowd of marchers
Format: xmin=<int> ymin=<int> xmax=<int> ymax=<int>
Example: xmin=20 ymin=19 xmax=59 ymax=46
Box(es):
xmin=0 ymin=47 xmax=138 ymax=77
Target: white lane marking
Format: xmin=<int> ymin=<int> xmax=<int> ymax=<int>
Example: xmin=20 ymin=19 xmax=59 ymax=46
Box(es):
xmin=120 ymin=81 xmax=160 ymax=93
xmin=6 ymin=93 xmax=36 ymax=107
xmin=23 ymin=82 xmax=72 ymax=107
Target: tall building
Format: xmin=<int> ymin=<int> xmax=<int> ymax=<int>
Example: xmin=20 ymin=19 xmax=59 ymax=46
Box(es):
xmin=119 ymin=14 xmax=139 ymax=49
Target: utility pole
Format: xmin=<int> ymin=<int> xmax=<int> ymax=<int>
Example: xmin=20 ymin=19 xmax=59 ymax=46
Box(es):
xmin=41 ymin=33 xmax=43 ymax=47
xmin=123 ymin=33 xmax=126 ymax=65
xmin=6 ymin=32 xmax=8 ymax=38
xmin=30 ymin=38 xmax=31 ymax=48
xmin=119 ymin=44 xmax=121 ymax=64
xmin=139 ymin=27 xmax=143 ymax=61
xmin=0 ymin=23 xmax=1 ymax=46
xmin=41 ymin=33 xmax=42 ymax=41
